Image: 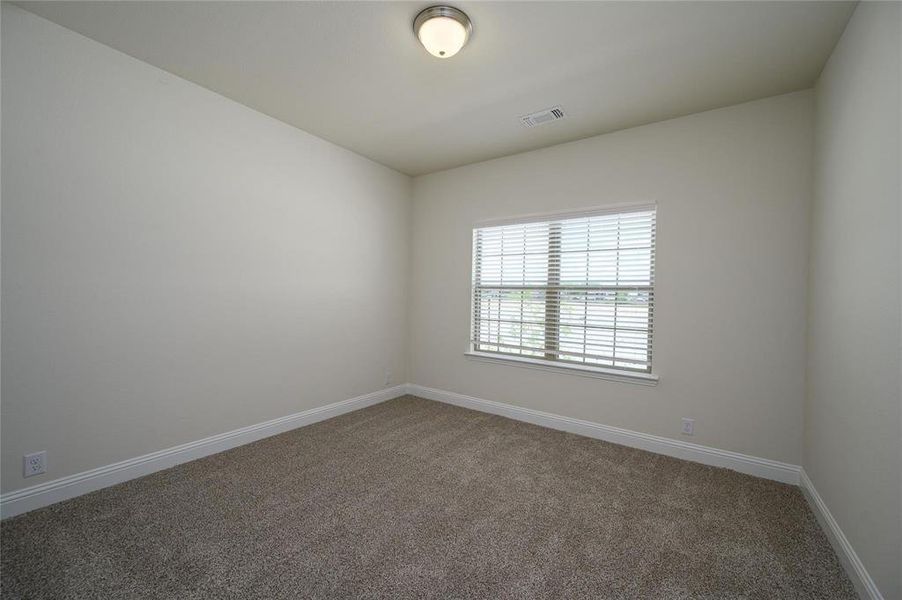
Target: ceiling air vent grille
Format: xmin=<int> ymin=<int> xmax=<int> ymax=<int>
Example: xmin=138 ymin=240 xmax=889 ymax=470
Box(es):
xmin=520 ymin=105 xmax=566 ymax=128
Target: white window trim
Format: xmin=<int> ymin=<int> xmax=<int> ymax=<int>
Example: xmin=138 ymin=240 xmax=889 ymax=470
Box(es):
xmin=469 ymin=202 xmax=658 ymax=385
xmin=473 ymin=202 xmax=657 ymax=228
xmin=464 ymin=350 xmax=659 ymax=386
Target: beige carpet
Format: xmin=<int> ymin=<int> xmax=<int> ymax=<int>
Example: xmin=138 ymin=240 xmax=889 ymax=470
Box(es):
xmin=2 ymin=395 xmax=855 ymax=599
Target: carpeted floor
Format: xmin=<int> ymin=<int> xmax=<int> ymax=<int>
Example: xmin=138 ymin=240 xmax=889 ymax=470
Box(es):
xmin=2 ymin=395 xmax=855 ymax=599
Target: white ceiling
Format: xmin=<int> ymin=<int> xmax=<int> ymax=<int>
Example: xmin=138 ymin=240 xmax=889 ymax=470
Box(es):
xmin=18 ymin=1 xmax=855 ymax=176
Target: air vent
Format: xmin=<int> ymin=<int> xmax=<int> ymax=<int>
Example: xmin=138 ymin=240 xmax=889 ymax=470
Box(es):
xmin=520 ymin=105 xmax=566 ymax=128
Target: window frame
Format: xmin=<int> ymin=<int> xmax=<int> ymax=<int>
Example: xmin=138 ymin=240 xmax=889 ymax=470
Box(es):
xmin=466 ymin=203 xmax=659 ymax=385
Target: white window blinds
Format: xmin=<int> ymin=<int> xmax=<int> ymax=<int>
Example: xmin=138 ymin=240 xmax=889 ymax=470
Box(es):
xmin=471 ymin=206 xmax=656 ymax=374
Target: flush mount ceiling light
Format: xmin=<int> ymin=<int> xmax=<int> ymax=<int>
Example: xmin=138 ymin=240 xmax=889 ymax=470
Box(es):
xmin=413 ymin=6 xmax=472 ymax=59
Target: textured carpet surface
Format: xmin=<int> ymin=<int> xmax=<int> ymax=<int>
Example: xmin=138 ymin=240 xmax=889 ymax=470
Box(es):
xmin=2 ymin=395 xmax=854 ymax=599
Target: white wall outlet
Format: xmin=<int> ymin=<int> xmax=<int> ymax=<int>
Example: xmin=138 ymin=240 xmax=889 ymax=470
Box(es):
xmin=681 ymin=418 xmax=695 ymax=436
xmin=24 ymin=451 xmax=47 ymax=477
xmin=383 ymin=369 xmax=392 ymax=386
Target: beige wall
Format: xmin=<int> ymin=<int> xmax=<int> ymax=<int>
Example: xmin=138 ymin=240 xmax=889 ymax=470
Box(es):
xmin=0 ymin=5 xmax=411 ymax=494
xmin=806 ymin=3 xmax=902 ymax=598
xmin=409 ymin=91 xmax=813 ymax=465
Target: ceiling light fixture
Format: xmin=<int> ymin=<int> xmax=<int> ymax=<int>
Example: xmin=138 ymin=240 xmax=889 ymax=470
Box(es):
xmin=413 ymin=6 xmax=472 ymax=59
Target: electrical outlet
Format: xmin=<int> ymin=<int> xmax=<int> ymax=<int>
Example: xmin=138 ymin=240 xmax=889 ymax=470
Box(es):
xmin=24 ymin=451 xmax=47 ymax=477
xmin=681 ymin=418 xmax=695 ymax=436
xmin=384 ymin=369 xmax=392 ymax=386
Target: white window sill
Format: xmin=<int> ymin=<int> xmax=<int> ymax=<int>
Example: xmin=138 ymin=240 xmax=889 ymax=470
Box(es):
xmin=464 ymin=351 xmax=659 ymax=386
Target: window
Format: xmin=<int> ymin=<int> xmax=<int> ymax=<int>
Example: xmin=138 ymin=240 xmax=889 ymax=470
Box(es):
xmin=470 ymin=206 xmax=656 ymax=379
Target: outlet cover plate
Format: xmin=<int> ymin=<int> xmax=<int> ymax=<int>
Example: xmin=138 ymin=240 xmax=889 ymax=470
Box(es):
xmin=681 ymin=418 xmax=695 ymax=436
xmin=24 ymin=451 xmax=47 ymax=477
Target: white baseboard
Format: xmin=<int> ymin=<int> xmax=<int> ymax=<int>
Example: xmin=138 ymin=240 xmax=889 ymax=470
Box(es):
xmin=407 ymin=384 xmax=801 ymax=485
xmin=0 ymin=385 xmax=408 ymax=519
xmin=799 ymin=469 xmax=884 ymax=600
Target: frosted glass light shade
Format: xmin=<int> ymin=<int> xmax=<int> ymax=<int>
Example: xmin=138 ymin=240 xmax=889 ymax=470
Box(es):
xmin=414 ymin=6 xmax=472 ymax=59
